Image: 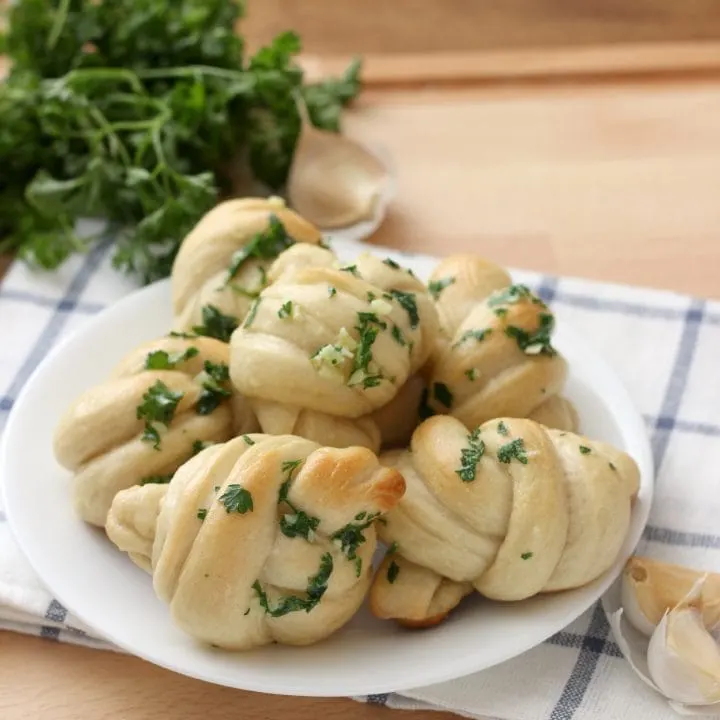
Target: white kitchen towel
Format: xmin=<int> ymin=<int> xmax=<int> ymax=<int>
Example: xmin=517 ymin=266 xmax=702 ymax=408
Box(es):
xmin=1 ymin=236 xmax=719 ymax=720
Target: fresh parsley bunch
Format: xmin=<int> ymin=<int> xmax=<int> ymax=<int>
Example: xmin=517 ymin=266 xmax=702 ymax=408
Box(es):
xmin=0 ymin=0 xmax=360 ymax=282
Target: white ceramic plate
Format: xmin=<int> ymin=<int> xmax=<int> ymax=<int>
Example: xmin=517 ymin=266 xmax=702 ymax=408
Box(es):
xmin=0 ymin=250 xmax=653 ymax=697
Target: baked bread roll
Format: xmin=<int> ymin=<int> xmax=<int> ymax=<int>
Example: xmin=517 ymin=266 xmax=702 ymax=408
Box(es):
xmin=370 ymin=415 xmax=639 ymax=625
xmin=54 ymin=336 xmax=256 ymax=526
xmin=229 ymin=247 xmax=439 ymax=450
xmin=171 ymin=197 xmax=321 ymax=334
xmin=106 ymin=434 xmax=405 ymax=649
xmin=428 ymin=281 xmax=576 ymax=430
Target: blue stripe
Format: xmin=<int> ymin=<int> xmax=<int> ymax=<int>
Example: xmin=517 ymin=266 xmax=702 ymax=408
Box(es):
xmin=0 ymin=239 xmax=111 ymax=429
xmin=644 ymin=526 xmax=720 ymax=549
xmin=0 ymin=288 xmax=104 ymax=314
xmin=651 ymin=301 xmax=705 ymax=473
xmin=550 ymin=298 xmax=706 ymax=720
xmin=549 ymin=604 xmax=612 ymax=720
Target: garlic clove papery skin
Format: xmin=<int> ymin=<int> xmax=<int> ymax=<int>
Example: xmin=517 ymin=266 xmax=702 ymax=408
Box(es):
xmin=647 ymin=594 xmax=720 ymax=706
xmin=287 ymin=123 xmax=393 ymax=231
xmin=609 ymin=608 xmax=663 ymax=692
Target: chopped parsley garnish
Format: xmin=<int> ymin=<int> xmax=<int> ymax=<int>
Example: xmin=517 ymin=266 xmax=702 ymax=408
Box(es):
xmin=331 ymin=512 xmax=380 ymax=577
xmin=453 ymin=328 xmax=492 ymax=348
xmin=145 ymin=346 xmax=199 ymax=370
xmin=278 ymin=301 xmax=293 ymax=319
xmin=192 ymin=305 xmax=239 ymax=343
xmin=140 ymin=474 xmax=173 ymax=486
xmin=387 ymin=541 xmax=399 ymax=555
xmin=348 ymin=311 xmax=386 ymax=389
xmin=228 ymin=284 xmax=261 ymax=300
xmin=493 ymin=307 xmax=508 ymax=317
xmin=242 ymin=435 xmax=255 ymax=446
xmin=197 ymin=508 xmax=208 ymax=521
xmin=280 ymin=511 xmax=320 ymax=541
xmin=388 ymin=289 xmax=420 ymax=329
xmin=521 ymin=552 xmax=533 ymax=560
xmin=497 ymin=438 xmax=529 ymax=465
xmin=433 ymin=382 xmax=454 ymax=409
xmin=455 ymin=427 xmax=485 ymax=482
xmin=418 ymin=388 xmax=436 ymax=420
xmin=168 ymin=331 xmax=197 ymax=339
xmin=243 ymin=298 xmax=262 ymax=329
xmin=340 ymin=264 xmax=360 ymax=277
xmin=505 ymin=312 xmax=557 ymax=356
xmin=196 ymin=361 xmax=231 ymax=416
xmin=428 ymin=276 xmax=456 ymax=300
xmin=253 ymin=553 xmax=333 ymax=617
xmin=244 ymin=608 xmax=251 ymax=616
xmin=136 ymin=381 xmax=184 ymax=450
xmin=465 ymin=368 xmax=477 ymax=381
xmin=382 ymin=258 xmax=401 ymax=270
xmin=391 ymin=324 xmax=406 ymax=346
xmin=219 ymin=484 xmax=254 ymax=514
xmin=278 ymin=459 xmax=303 ymax=504
xmin=579 ymin=445 xmax=592 ymax=455
xmin=191 ymin=440 xmax=213 ymax=456
xmin=609 ymin=461 xmax=617 ymax=471
xmin=387 ymin=560 xmax=400 ymax=584
xmin=328 ymin=286 xmax=337 ymax=298
xmin=488 ymin=284 xmax=544 ymax=308
xmin=497 ymin=421 xmax=509 ymax=436
xmin=226 ymin=215 xmax=294 ymax=283
xmin=277 ymin=459 xmax=319 ymax=540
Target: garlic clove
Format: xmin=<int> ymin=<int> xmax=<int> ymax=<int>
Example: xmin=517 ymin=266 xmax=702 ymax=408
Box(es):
xmin=622 ymin=556 xmax=720 ymax=636
xmin=647 ymin=598 xmax=720 ymax=706
xmin=609 ymin=608 xmax=662 ymax=693
xmin=287 ymin=122 xmax=394 ymax=236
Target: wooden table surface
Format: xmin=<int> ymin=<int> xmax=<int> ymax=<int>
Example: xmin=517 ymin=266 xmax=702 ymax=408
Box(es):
xmin=3 ymin=70 xmax=720 ymax=720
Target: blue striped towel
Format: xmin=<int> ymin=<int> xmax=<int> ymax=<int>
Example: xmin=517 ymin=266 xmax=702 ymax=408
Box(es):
xmin=1 ymin=237 xmax=719 ymax=720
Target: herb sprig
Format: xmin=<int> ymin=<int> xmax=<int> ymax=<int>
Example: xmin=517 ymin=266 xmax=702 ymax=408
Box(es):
xmin=0 ymin=1 xmax=361 ymax=283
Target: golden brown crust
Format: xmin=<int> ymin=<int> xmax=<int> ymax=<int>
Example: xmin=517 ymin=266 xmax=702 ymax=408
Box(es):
xmin=54 ymin=336 xmax=255 ymax=527
xmin=107 ymin=434 xmax=405 ymax=649
xmin=370 ymin=415 xmax=640 ymax=624
xmin=171 ymin=197 xmax=321 ymax=332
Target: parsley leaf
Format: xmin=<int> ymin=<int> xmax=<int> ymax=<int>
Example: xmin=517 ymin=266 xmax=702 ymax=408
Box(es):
xmin=218 ymin=484 xmax=254 ymax=514
xmin=136 ymin=381 xmax=184 ymax=450
xmin=144 ymin=346 xmax=199 ymax=370
xmin=497 ymin=421 xmax=509 ymax=436
xmin=278 ymin=300 xmax=293 ymax=319
xmin=453 ymin=328 xmax=492 ymax=348
xmin=331 ymin=512 xmax=380 ymax=576
xmin=455 ymin=428 xmax=485 ymax=482
xmin=391 ymin=324 xmax=406 ymax=346
xmin=253 ymin=552 xmax=333 ymax=617
xmin=197 ymin=508 xmax=208 ymax=521
xmin=243 ymin=298 xmax=261 ymax=329
xmin=521 ymin=551 xmax=533 ymax=560
xmin=242 ymin=434 xmax=255 ymax=446
xmin=193 ymin=305 xmax=239 ymax=343
xmin=579 ymin=445 xmax=592 ymax=454
xmin=196 ymin=361 xmax=231 ymax=416
xmin=280 ymin=511 xmax=320 ymax=541
xmin=465 ymin=368 xmax=477 ymax=381
xmin=497 ymin=438 xmax=529 ymax=465
xmin=382 ymin=257 xmax=401 ymax=269
xmin=191 ymin=439 xmax=213 ymax=456
xmin=226 ymin=215 xmax=294 ymax=283
xmin=387 ymin=560 xmax=400 ymax=584
xmin=428 ymin=276 xmax=456 ymax=300
xmin=328 ymin=286 xmax=337 ymax=298
xmin=340 ymin=264 xmax=360 ymax=277
xmin=388 ymin=289 xmax=420 ymax=329
xmin=488 ymin=284 xmax=542 ymax=308
xmin=505 ymin=312 xmax=557 ymax=356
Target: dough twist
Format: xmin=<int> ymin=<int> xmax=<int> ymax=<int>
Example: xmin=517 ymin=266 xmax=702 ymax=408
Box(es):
xmin=229 ymin=246 xmax=439 ymax=450
xmin=370 ymin=415 xmax=639 ymax=625
xmin=428 ymin=274 xmax=576 ymax=430
xmin=107 ymin=434 xmax=405 ymax=649
xmin=171 ymin=197 xmax=321 ymax=333
xmin=54 ymin=336 xmax=256 ymax=526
